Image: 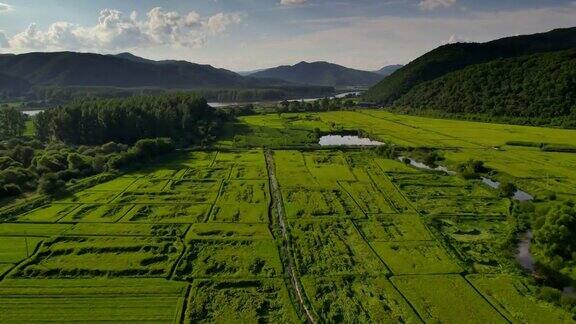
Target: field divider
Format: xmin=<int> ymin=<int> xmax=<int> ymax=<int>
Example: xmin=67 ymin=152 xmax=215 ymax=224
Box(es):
xmin=178 ymin=284 xmax=192 ymax=324
xmin=169 ymin=225 xmax=192 ymax=280
xmin=463 ymin=275 xmax=512 ymax=323
xmin=265 ymin=150 xmax=316 ymax=324
xmin=0 ymin=238 xmax=45 ymax=282
xmin=349 ymin=219 xmax=393 ymax=275
xmin=205 ymin=179 xmax=225 ymax=223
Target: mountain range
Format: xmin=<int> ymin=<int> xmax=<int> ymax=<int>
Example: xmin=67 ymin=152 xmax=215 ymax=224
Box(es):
xmin=0 ymin=52 xmax=287 ymax=90
xmin=249 ymin=61 xmax=387 ymax=87
xmin=0 ymin=52 xmax=400 ymax=93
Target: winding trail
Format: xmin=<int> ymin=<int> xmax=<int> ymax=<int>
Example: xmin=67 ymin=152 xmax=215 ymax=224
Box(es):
xmin=265 ymin=150 xmax=316 ymax=324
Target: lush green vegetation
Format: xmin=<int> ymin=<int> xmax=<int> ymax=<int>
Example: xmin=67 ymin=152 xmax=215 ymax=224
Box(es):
xmin=393 ymin=49 xmax=576 ymax=127
xmin=35 ymin=93 xmax=223 ymax=145
xmin=1 ymin=107 xmax=575 ymax=322
xmin=365 ymin=26 xmax=576 ymax=104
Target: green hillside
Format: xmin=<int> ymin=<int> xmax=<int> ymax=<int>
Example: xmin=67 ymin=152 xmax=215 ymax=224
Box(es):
xmin=394 ymin=49 xmax=576 ymax=127
xmin=365 ymin=27 xmax=576 ymax=104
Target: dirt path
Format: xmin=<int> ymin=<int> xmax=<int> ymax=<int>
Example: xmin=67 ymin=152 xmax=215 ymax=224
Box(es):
xmin=265 ymin=150 xmax=316 ymax=324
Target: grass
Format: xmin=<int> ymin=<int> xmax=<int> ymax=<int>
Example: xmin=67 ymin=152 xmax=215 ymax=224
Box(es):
xmin=121 ymin=204 xmax=211 ymax=223
xmin=391 ymin=275 xmax=507 ymax=323
xmin=175 ymin=239 xmax=282 ymax=279
xmin=2 ymin=111 xmax=576 ymax=321
xmin=0 ymin=237 xmax=44 ymax=263
xmin=302 ymin=275 xmax=421 ymax=323
xmin=290 ymin=219 xmax=388 ymax=276
xmin=371 ymin=241 xmax=462 ymax=275
xmin=0 ymin=278 xmax=187 ymax=323
xmin=468 ymin=274 xmax=575 ymax=323
xmin=12 ymin=236 xmax=183 ymax=278
xmin=355 ymin=215 xmax=432 ymax=242
xmin=185 ymin=279 xmax=300 ymax=323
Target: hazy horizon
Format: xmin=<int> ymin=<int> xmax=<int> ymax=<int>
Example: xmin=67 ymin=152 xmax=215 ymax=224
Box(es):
xmin=1 ymin=0 xmax=576 ymax=71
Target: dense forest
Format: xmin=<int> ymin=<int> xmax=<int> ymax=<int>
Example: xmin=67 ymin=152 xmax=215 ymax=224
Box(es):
xmin=365 ymin=27 xmax=576 ymax=104
xmin=0 ymin=93 xmax=231 ymax=200
xmin=392 ymin=49 xmax=576 ymax=127
xmin=35 ymin=93 xmax=225 ymax=145
xmin=13 ymin=85 xmax=334 ymax=108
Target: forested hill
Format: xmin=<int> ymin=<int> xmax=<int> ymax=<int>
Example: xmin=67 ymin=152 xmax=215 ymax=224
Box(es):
xmin=0 ymin=73 xmax=30 ymax=96
xmin=393 ymin=49 xmax=576 ymax=127
xmin=364 ymin=27 xmax=576 ymax=104
xmin=250 ymin=61 xmax=384 ymax=87
xmin=0 ymin=52 xmax=285 ymax=89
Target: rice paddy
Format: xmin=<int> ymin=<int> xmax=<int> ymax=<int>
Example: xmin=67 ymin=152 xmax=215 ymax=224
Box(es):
xmin=1 ymin=110 xmax=575 ymax=322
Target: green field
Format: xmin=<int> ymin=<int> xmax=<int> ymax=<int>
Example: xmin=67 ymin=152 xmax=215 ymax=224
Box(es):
xmin=1 ymin=111 xmax=575 ymax=322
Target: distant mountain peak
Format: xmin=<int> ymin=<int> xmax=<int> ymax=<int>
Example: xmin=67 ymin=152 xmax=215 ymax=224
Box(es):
xmin=251 ymin=61 xmax=383 ymax=87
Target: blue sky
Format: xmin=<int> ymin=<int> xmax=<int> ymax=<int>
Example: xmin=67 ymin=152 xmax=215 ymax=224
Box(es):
xmin=1 ymin=0 xmax=575 ymax=70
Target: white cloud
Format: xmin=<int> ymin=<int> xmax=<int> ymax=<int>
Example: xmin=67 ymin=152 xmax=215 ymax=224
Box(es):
xmin=280 ymin=0 xmax=309 ymax=6
xmin=444 ymin=34 xmax=469 ymax=44
xmin=5 ymin=7 xmax=241 ymax=51
xmin=204 ymin=13 xmax=241 ymax=35
xmin=419 ymin=0 xmax=457 ymax=11
xmin=0 ymin=31 xmax=8 ymax=48
xmin=0 ymin=2 xmax=12 ymax=14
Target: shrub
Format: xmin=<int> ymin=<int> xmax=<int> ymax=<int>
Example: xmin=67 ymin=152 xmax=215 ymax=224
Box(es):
xmin=37 ymin=173 xmax=65 ymax=195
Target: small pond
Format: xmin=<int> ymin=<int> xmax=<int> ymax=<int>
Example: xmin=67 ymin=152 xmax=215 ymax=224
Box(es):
xmin=397 ymin=157 xmax=455 ymax=174
xmin=319 ymin=135 xmax=383 ymax=146
xmin=480 ymin=177 xmax=534 ymax=202
xmin=22 ymin=109 xmax=44 ymax=116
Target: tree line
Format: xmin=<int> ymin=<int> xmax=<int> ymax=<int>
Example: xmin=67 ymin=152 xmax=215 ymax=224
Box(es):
xmin=35 ymin=93 xmax=225 ymax=145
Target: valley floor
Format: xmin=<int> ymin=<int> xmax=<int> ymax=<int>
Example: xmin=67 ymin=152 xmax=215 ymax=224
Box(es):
xmin=1 ymin=110 xmax=575 ymax=323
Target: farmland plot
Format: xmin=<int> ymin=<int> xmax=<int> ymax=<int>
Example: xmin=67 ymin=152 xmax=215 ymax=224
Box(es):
xmin=121 ymin=204 xmax=211 ymax=223
xmin=289 ymin=219 xmax=388 ymax=276
xmin=391 ymin=275 xmax=507 ymax=323
xmin=176 ymin=223 xmax=281 ymax=280
xmin=282 ymin=187 xmax=362 ymax=219
xmin=0 ymin=279 xmax=187 ymax=323
xmin=0 ymin=237 xmax=44 ymax=263
xmin=371 ymin=241 xmax=462 ymax=275
xmin=432 ymin=218 xmax=517 ymax=273
xmin=355 ymin=215 xmax=432 ymax=242
xmin=175 ymin=239 xmax=281 ymax=279
xmin=12 ymin=236 xmax=183 ymax=278
xmin=210 ymin=180 xmax=270 ymax=223
xmin=185 ymin=279 xmax=299 ymax=323
xmin=302 ymin=275 xmax=421 ymax=323
xmin=468 ymin=275 xmax=575 ymax=323
xmin=17 ymin=204 xmax=80 ymax=223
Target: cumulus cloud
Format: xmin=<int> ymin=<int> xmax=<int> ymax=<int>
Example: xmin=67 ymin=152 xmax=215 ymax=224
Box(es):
xmin=204 ymin=13 xmax=241 ymax=35
xmin=0 ymin=2 xmax=12 ymax=13
xmin=0 ymin=31 xmax=8 ymax=48
xmin=5 ymin=7 xmax=241 ymax=51
xmin=280 ymin=0 xmax=309 ymax=6
xmin=419 ymin=0 xmax=457 ymax=11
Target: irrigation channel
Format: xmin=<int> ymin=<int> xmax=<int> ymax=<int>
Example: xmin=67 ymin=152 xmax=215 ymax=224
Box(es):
xmin=265 ymin=150 xmax=316 ymax=324
xmin=318 ymin=135 xmax=551 ymax=278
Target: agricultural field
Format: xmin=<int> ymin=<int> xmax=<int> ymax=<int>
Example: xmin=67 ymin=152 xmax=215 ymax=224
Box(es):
xmin=238 ymin=110 xmax=576 ymax=200
xmin=1 ymin=110 xmax=575 ymax=322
